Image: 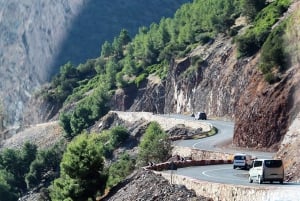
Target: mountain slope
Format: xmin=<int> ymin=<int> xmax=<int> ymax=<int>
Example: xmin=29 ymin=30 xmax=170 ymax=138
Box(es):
xmin=0 ymin=0 xmax=191 ymax=131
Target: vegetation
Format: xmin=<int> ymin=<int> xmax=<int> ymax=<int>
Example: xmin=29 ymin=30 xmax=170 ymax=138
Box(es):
xmin=241 ymin=0 xmax=267 ymax=21
xmin=25 ymin=142 xmax=65 ymax=189
xmin=138 ymin=122 xmax=171 ymax=166
xmin=49 ymin=126 xmax=130 ymax=200
xmin=100 ymin=126 xmax=130 ymax=158
xmin=259 ymin=21 xmax=287 ymax=83
xmin=0 ymin=142 xmax=65 ymax=201
xmin=50 ymin=134 xmax=107 ymax=201
xmin=107 ymin=153 xmax=135 ymax=188
xmin=38 ymin=0 xmax=241 ymax=138
xmin=0 ymin=142 xmax=37 ymax=197
xmin=15 ymin=0 xmax=293 ymax=199
xmin=236 ymin=0 xmax=291 ymax=57
xmin=59 ymin=82 xmax=111 ymax=139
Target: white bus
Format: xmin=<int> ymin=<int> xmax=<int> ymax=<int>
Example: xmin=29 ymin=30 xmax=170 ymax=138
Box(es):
xmin=249 ymin=159 xmax=284 ymax=184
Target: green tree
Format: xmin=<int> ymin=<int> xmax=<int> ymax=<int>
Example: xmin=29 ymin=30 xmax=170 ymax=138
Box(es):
xmin=0 ymin=169 xmax=18 ymax=201
xmin=25 ymin=143 xmax=65 ymax=189
xmin=0 ymin=142 xmax=37 ymax=194
xmin=70 ymin=106 xmax=91 ymax=135
xmin=109 ymin=126 xmax=129 ymax=148
xmin=241 ymin=0 xmax=267 ymax=21
xmin=50 ymin=134 xmax=107 ymax=201
xmin=118 ymin=29 xmax=131 ymax=46
xmin=101 ymin=41 xmax=113 ymax=58
xmin=59 ymin=112 xmax=73 ymax=138
xmin=137 ymin=122 xmax=171 ymax=166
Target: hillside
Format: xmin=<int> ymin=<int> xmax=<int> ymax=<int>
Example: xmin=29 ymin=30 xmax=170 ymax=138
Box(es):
xmin=0 ymin=0 xmax=191 ymax=130
xmin=2 ymin=0 xmax=300 ymax=200
xmin=21 ymin=0 xmax=300 ymax=179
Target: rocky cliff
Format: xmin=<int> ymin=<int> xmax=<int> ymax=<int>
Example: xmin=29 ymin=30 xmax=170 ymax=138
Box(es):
xmin=0 ymin=0 xmax=191 ymax=131
xmin=0 ymin=0 xmax=84 ymax=130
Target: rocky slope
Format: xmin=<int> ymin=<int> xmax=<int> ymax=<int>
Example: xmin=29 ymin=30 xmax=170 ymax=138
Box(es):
xmin=102 ymin=169 xmax=212 ymax=201
xmin=107 ymin=1 xmax=300 ymax=180
xmin=113 ymin=1 xmax=300 ymax=149
xmin=0 ymin=0 xmax=191 ymax=131
xmin=0 ymin=0 xmax=84 ymax=130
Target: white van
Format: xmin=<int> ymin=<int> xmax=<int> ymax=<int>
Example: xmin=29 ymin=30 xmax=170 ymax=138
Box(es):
xmin=249 ymin=159 xmax=284 ymax=184
xmin=233 ymin=153 xmax=253 ymax=170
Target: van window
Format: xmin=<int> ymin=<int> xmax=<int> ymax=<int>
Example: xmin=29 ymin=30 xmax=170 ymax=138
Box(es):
xmin=253 ymin=161 xmax=262 ymax=167
xmin=264 ymin=160 xmax=282 ymax=168
xmin=234 ymin=155 xmax=245 ymax=160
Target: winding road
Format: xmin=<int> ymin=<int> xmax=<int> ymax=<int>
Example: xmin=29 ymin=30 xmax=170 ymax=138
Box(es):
xmin=175 ymin=118 xmax=274 ymax=159
xmin=164 ymin=114 xmax=274 ymax=158
xmin=162 ymin=114 xmax=299 ymax=189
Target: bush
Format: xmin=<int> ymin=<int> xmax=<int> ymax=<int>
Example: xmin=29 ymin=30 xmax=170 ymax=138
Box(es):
xmin=195 ymin=32 xmax=213 ymax=45
xmin=264 ymin=72 xmax=280 ymax=84
xmin=25 ymin=142 xmax=65 ymax=189
xmin=0 ymin=170 xmax=18 ymax=201
xmin=134 ymin=73 xmax=147 ymax=88
xmin=237 ymin=0 xmax=291 ymax=57
xmin=137 ymin=122 xmax=171 ymax=166
xmin=50 ymin=134 xmax=107 ymax=201
xmin=259 ymin=21 xmax=287 ymax=81
xmin=0 ymin=142 xmax=37 ymax=195
xmin=107 ymin=153 xmax=135 ymax=188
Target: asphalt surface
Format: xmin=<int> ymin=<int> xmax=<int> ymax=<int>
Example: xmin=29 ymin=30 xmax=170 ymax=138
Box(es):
xmin=166 ymin=164 xmax=300 ymax=187
xmin=166 ymin=114 xmax=274 ymax=158
xmin=161 ymin=114 xmax=300 ymax=189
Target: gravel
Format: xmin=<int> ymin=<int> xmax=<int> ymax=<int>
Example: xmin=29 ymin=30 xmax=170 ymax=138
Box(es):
xmin=102 ymin=169 xmax=212 ymax=201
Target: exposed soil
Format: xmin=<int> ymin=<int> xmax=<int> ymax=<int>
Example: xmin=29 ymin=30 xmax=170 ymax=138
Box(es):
xmin=101 ymin=169 xmax=212 ymax=201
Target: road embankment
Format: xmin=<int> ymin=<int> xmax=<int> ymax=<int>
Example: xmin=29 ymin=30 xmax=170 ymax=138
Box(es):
xmin=172 ymin=146 xmax=234 ymax=160
xmin=113 ymin=111 xmax=211 ymax=131
xmin=156 ymin=172 xmax=300 ymax=201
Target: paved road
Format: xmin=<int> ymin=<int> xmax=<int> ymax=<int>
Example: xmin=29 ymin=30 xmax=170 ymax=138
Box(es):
xmin=158 ymin=114 xmax=300 ymax=201
xmin=164 ymin=114 xmax=275 ymax=158
xmin=166 ymin=164 xmax=300 ymax=186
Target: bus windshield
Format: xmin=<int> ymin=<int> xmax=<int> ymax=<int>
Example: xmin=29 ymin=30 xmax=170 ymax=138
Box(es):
xmin=264 ymin=160 xmax=282 ymax=168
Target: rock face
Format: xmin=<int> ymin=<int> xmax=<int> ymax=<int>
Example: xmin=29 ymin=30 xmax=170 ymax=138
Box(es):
xmin=0 ymin=0 xmax=191 ymax=130
xmin=164 ymin=39 xmax=245 ymax=118
xmin=0 ymin=0 xmax=84 ymax=129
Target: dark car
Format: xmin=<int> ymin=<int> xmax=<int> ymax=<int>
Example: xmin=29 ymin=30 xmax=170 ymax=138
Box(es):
xmin=195 ymin=112 xmax=207 ymax=120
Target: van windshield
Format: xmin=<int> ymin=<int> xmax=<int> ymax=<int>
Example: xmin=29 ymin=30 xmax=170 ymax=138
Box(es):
xmin=234 ymin=156 xmax=245 ymax=160
xmin=264 ymin=160 xmax=282 ymax=168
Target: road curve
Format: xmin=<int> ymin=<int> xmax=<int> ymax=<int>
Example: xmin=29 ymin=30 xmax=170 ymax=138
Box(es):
xmin=163 ymin=114 xmax=274 ymax=158
xmin=161 ymin=114 xmax=296 ymax=187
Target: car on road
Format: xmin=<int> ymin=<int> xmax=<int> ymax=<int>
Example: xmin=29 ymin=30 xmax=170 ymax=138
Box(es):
xmin=195 ymin=112 xmax=207 ymax=120
xmin=249 ymin=159 xmax=284 ymax=184
xmin=233 ymin=153 xmax=253 ymax=170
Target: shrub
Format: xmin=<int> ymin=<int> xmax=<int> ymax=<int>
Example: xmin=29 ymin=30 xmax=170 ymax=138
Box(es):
xmin=106 ymin=153 xmax=135 ymax=188
xmin=134 ymin=73 xmax=147 ymax=88
xmin=137 ymin=122 xmax=171 ymax=166
xmin=50 ymin=134 xmax=107 ymax=201
xmin=259 ymin=21 xmax=287 ymax=80
xmin=237 ymin=0 xmax=291 ymax=57
xmin=25 ymin=142 xmax=65 ymax=189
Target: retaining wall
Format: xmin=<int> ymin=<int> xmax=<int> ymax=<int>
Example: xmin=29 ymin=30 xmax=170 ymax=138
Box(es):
xmin=156 ymin=172 xmax=300 ymax=201
xmin=172 ymin=146 xmax=234 ymax=160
